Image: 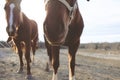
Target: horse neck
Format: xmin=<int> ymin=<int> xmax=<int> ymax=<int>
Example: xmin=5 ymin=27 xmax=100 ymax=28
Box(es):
xmin=20 ymin=12 xmax=28 ymax=24
xmin=19 ymin=12 xmax=31 ymax=28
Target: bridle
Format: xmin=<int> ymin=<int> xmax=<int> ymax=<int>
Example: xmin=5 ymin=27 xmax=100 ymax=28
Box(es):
xmin=58 ymin=0 xmax=78 ymax=19
xmin=44 ymin=0 xmax=78 ymax=22
xmin=44 ymin=0 xmax=78 ymax=46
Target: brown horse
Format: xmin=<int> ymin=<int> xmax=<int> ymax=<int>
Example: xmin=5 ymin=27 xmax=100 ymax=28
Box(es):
xmin=44 ymin=0 xmax=89 ymax=80
xmin=4 ymin=0 xmax=38 ymax=79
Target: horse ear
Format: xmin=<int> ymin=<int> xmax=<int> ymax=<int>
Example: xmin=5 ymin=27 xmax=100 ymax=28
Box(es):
xmin=13 ymin=0 xmax=22 ymax=5
xmin=18 ymin=0 xmax=22 ymax=4
xmin=6 ymin=0 xmax=9 ymax=2
xmin=16 ymin=0 xmax=22 ymax=10
xmin=5 ymin=0 xmax=22 ymax=4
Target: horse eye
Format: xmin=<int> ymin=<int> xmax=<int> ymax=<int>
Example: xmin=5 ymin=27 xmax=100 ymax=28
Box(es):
xmin=4 ymin=5 xmax=7 ymax=10
xmin=4 ymin=6 xmax=6 ymax=10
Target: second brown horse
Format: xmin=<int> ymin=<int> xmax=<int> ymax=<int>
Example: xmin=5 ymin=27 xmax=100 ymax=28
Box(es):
xmin=4 ymin=0 xmax=38 ymax=79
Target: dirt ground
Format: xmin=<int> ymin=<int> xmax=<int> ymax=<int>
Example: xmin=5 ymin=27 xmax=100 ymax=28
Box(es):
xmin=0 ymin=48 xmax=120 ymax=80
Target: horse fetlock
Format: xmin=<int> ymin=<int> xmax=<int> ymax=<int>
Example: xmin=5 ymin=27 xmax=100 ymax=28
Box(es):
xmin=69 ymin=76 xmax=76 ymax=80
xmin=45 ymin=62 xmax=50 ymax=72
xmin=17 ymin=68 xmax=23 ymax=74
xmin=52 ymin=72 xmax=58 ymax=80
xmin=26 ymin=74 xmax=33 ymax=80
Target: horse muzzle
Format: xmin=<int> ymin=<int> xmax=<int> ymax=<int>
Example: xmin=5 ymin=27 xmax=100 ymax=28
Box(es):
xmin=7 ymin=30 xmax=17 ymax=37
xmin=6 ymin=26 xmax=18 ymax=37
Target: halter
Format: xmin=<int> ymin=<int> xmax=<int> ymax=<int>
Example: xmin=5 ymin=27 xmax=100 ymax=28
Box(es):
xmin=44 ymin=0 xmax=78 ymax=21
xmin=44 ymin=0 xmax=78 ymax=46
xmin=58 ymin=0 xmax=78 ymax=19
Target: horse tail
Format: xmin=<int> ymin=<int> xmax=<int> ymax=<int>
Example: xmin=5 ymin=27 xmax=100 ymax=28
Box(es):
xmin=20 ymin=41 xmax=26 ymax=54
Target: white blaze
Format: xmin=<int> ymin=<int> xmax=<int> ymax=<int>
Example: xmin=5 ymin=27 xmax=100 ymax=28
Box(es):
xmin=9 ymin=3 xmax=15 ymax=32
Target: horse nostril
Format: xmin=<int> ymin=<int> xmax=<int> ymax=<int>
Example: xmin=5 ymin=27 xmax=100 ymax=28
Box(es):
xmin=6 ymin=26 xmax=15 ymax=36
xmin=7 ymin=25 xmax=14 ymax=33
xmin=9 ymin=32 xmax=12 ymax=36
xmin=6 ymin=26 xmax=11 ymax=36
xmin=6 ymin=26 xmax=9 ymax=33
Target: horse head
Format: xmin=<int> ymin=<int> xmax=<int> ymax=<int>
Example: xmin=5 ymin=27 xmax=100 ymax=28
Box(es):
xmin=44 ymin=0 xmax=89 ymax=46
xmin=44 ymin=0 xmax=78 ymax=46
xmin=4 ymin=0 xmax=22 ymax=37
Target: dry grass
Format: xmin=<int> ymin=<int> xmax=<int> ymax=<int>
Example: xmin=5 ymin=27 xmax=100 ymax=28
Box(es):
xmin=0 ymin=48 xmax=120 ymax=80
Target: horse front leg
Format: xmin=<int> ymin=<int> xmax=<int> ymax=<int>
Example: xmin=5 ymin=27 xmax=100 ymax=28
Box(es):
xmin=31 ymin=38 xmax=38 ymax=64
xmin=45 ymin=40 xmax=52 ymax=71
xmin=17 ymin=46 xmax=24 ymax=73
xmin=68 ymin=42 xmax=79 ymax=80
xmin=46 ymin=46 xmax=52 ymax=71
xmin=15 ymin=41 xmax=24 ymax=73
xmin=25 ymin=42 xmax=32 ymax=79
xmin=51 ymin=46 xmax=60 ymax=80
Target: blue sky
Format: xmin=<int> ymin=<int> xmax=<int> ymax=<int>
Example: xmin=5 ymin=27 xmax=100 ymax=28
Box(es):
xmin=0 ymin=0 xmax=120 ymax=43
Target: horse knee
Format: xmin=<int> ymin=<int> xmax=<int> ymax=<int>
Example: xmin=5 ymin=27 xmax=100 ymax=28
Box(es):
xmin=69 ymin=60 xmax=75 ymax=71
xmin=25 ymin=52 xmax=31 ymax=63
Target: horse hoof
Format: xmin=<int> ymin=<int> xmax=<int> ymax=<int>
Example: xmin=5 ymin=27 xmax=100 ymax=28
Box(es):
xmin=45 ymin=67 xmax=50 ymax=72
xmin=45 ymin=62 xmax=51 ymax=72
xmin=26 ymin=75 xmax=33 ymax=80
xmin=32 ymin=62 xmax=35 ymax=65
xmin=17 ymin=69 xmax=23 ymax=74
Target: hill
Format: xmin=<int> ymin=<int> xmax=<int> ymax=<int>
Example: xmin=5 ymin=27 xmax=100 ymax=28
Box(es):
xmin=0 ymin=41 xmax=120 ymax=51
